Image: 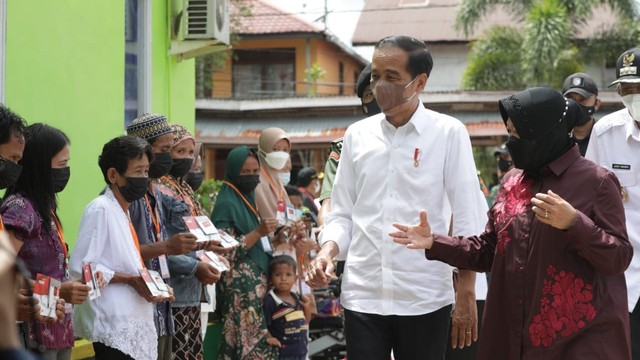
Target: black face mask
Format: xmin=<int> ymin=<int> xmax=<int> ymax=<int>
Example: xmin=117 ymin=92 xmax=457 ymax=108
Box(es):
xmin=574 ymin=103 xmax=596 ymax=127
xmin=51 ymin=167 xmax=71 ymax=193
xmin=170 ymin=158 xmax=193 ymax=179
xmin=149 ymin=152 xmax=173 ymax=179
xmin=185 ymin=172 xmax=204 ymax=191
xmin=497 ymin=159 xmax=513 ymax=172
xmin=0 ymin=157 xmax=22 ymax=189
xmin=118 ymin=176 xmax=149 ymax=203
xmin=362 ymin=98 xmax=381 ymax=116
xmin=235 ymin=175 xmax=260 ymax=194
xmin=505 ymin=137 xmax=541 ymax=171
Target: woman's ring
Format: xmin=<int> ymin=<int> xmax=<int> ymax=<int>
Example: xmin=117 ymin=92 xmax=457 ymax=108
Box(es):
xmin=545 ymin=210 xmax=548 ymax=219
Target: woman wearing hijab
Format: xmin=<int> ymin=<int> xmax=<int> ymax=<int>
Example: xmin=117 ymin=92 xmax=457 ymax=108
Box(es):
xmin=255 ymin=127 xmax=292 ymax=219
xmin=391 ymin=87 xmax=632 ymax=359
xmin=185 ymin=142 xmax=205 ymax=192
xmin=156 ymin=124 xmax=221 ymax=360
xmin=211 ymin=146 xmax=279 ymax=360
xmin=1 ymin=123 xmax=91 ymax=360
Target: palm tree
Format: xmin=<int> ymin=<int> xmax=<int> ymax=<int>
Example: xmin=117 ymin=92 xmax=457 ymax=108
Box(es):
xmin=458 ymin=0 xmax=639 ymax=90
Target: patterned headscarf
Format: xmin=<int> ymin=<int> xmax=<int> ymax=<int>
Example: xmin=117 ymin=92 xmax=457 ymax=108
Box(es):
xmin=126 ymin=113 xmax=172 ymax=141
xmin=171 ymin=124 xmax=195 ymax=147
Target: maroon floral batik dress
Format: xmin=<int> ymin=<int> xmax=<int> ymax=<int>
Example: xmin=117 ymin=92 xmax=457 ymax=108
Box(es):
xmin=426 ymin=146 xmax=632 ymax=359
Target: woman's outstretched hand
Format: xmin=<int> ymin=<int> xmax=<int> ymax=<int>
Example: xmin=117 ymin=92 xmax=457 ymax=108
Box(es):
xmin=390 ymin=210 xmax=434 ymax=250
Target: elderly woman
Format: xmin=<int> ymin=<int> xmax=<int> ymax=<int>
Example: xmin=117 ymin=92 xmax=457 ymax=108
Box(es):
xmin=156 ymin=124 xmax=221 ymax=360
xmin=211 ymin=146 xmax=279 ymax=359
xmin=391 ymin=87 xmax=633 ymax=360
xmin=71 ymin=136 xmax=161 ymax=360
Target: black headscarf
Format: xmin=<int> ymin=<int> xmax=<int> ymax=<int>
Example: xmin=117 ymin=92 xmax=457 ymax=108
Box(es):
xmin=499 ymin=87 xmax=577 ymax=172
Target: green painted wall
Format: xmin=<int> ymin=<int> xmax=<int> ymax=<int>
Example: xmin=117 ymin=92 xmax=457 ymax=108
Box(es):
xmin=4 ymin=0 xmax=195 ymax=250
xmin=153 ymin=0 xmax=196 ymax=132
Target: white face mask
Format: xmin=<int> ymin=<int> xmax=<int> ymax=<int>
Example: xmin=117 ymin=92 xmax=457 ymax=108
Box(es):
xmin=622 ymin=94 xmax=640 ymax=121
xmin=278 ymin=172 xmax=291 ymax=185
xmin=263 ymin=151 xmax=290 ymax=170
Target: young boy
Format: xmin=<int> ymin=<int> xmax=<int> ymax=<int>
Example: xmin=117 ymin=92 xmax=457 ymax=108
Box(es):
xmin=263 ymin=255 xmax=314 ymax=360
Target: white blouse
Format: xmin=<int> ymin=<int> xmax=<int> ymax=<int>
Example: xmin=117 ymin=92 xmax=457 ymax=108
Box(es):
xmin=70 ymin=188 xmax=157 ymax=360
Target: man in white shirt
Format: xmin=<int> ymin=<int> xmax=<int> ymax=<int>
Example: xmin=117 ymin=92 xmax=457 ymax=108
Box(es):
xmin=586 ymin=46 xmax=640 ymax=360
xmin=306 ymin=35 xmax=488 ymax=360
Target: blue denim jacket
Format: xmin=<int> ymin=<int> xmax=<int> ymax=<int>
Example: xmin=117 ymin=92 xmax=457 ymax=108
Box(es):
xmin=160 ymin=193 xmax=210 ymax=308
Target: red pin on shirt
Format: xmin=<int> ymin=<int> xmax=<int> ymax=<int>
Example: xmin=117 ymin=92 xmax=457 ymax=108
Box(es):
xmin=414 ymin=148 xmax=420 ymax=168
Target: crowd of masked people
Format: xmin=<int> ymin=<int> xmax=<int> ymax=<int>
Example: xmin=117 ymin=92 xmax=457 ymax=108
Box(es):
xmin=0 ymin=107 xmax=326 ymax=360
xmin=2 ymin=37 xmax=640 ymax=360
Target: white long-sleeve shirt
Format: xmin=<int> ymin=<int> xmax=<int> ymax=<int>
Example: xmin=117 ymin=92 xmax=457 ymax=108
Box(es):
xmin=321 ymin=104 xmax=488 ymax=316
xmin=586 ymin=108 xmax=640 ymax=311
xmin=70 ymin=188 xmax=157 ymax=360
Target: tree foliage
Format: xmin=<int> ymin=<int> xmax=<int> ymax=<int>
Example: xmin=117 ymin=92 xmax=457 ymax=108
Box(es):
xmin=462 ymin=27 xmax=526 ymax=90
xmin=458 ymin=0 xmax=638 ymax=90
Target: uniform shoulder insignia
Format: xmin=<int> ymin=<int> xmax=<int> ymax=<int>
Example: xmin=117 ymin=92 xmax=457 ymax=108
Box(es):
xmin=328 ymin=137 xmax=343 ymax=160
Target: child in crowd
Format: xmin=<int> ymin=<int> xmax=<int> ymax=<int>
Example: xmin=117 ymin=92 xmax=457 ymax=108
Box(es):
xmin=263 ymin=255 xmax=314 ymax=360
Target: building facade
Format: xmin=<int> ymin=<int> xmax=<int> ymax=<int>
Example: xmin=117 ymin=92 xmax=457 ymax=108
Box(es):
xmin=1 ymin=0 xmax=213 ymax=248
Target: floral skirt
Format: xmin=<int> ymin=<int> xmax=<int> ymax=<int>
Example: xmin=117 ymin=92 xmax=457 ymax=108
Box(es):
xmin=217 ymin=259 xmax=278 ymax=360
xmin=172 ymin=306 xmax=203 ymax=360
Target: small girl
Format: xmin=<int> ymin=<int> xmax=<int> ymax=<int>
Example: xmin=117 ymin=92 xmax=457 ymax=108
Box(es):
xmin=263 ymin=255 xmax=314 ymax=360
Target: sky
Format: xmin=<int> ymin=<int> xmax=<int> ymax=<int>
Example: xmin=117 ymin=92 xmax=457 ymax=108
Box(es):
xmin=267 ymin=0 xmax=374 ymax=60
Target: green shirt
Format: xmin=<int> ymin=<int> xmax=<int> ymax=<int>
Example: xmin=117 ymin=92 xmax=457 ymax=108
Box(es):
xmin=319 ymin=138 xmax=343 ymax=202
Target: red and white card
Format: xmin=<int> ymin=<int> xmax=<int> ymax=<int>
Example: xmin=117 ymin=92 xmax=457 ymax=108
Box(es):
xmin=33 ymin=273 xmax=61 ymax=318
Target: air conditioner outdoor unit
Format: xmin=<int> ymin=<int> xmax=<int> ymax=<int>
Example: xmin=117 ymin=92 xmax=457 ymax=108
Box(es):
xmin=183 ymin=0 xmax=230 ymax=45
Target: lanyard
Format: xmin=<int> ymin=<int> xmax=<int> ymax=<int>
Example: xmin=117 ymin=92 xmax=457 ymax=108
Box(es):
xmin=128 ymin=220 xmax=146 ymax=268
xmin=260 ymin=167 xmax=283 ymax=202
xmin=223 ymin=181 xmax=260 ymax=221
xmin=162 ymin=176 xmax=197 ymax=216
xmin=144 ymin=194 xmax=162 ymax=241
xmin=50 ymin=211 xmax=68 ymax=269
xmin=0 ymin=216 xmax=4 ymax=231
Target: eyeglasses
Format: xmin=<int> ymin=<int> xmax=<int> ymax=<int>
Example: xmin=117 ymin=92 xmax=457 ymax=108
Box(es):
xmin=617 ymin=83 xmax=640 ymax=96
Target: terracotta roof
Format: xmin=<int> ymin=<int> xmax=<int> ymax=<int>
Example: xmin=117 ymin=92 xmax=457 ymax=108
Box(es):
xmin=466 ymin=121 xmax=507 ymax=137
xmin=352 ymin=0 xmax=620 ymax=45
xmin=231 ymin=0 xmax=323 ymax=35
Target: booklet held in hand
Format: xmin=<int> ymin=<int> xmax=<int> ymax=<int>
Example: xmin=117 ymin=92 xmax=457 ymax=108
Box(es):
xmin=183 ymin=215 xmax=239 ymax=248
xmin=33 ymin=273 xmax=61 ymax=319
xmin=82 ymin=262 xmax=101 ymax=300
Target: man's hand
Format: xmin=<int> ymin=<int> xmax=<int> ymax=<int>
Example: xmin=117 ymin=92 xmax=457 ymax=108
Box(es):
xmin=195 ymin=261 xmax=221 ymax=285
xmin=166 ymin=233 xmax=198 ymax=255
xmin=450 ymin=287 xmax=478 ymax=349
xmin=59 ymin=280 xmax=91 ymax=304
xmin=305 ymin=252 xmax=335 ymax=289
xmin=531 ymin=190 xmax=577 ymax=230
xmin=390 ymin=210 xmax=434 ymax=250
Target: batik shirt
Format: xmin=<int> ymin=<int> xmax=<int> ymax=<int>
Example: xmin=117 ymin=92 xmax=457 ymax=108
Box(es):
xmin=427 ymin=146 xmax=632 ymax=359
xmin=0 ymin=194 xmax=74 ymax=350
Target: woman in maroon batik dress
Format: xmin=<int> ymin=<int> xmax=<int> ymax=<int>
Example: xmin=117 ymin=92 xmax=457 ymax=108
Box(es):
xmin=392 ymin=87 xmax=632 ymax=360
